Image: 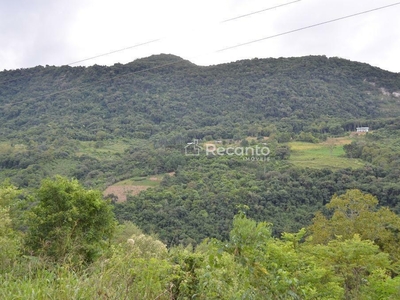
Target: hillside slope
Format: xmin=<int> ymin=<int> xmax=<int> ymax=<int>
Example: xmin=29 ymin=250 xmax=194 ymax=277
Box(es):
xmin=1 ymin=54 xmax=400 ymax=142
xmin=2 ymin=55 xmax=400 ymax=245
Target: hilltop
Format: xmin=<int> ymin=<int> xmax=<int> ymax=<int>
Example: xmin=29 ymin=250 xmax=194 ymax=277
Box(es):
xmin=1 ymin=54 xmax=400 ymax=143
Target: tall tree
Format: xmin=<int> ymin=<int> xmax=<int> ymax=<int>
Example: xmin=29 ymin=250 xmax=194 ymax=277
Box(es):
xmin=308 ymin=189 xmax=400 ymax=272
xmin=25 ymin=176 xmax=116 ymax=263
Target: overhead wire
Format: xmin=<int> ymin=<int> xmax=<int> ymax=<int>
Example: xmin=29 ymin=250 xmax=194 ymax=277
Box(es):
xmin=221 ymin=0 xmax=301 ymax=23
xmin=0 ymin=0 xmax=301 ymax=86
xmin=67 ymin=39 xmax=161 ymax=66
xmin=217 ymin=1 xmax=400 ymax=52
xmin=67 ymin=0 xmax=302 ymax=66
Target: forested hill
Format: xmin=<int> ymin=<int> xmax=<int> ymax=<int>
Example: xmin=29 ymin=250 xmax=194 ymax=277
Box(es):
xmin=1 ymin=54 xmax=400 ymax=142
xmin=4 ymin=56 xmax=400 ymax=299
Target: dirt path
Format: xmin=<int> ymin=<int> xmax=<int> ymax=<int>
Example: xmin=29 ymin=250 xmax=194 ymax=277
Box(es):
xmin=103 ymin=185 xmax=150 ymax=202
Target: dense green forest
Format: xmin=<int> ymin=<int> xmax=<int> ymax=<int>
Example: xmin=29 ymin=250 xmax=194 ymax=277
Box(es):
xmin=2 ymin=54 xmax=400 ymax=144
xmin=1 ymin=55 xmax=400 ymax=298
xmin=2 ymin=179 xmax=400 ymax=299
xmin=1 ymin=54 xmax=400 ymax=188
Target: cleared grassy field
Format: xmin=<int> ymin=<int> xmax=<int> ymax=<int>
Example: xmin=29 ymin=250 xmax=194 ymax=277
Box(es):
xmin=288 ymin=137 xmax=365 ymax=170
xmin=103 ymin=174 xmax=171 ymax=202
xmin=114 ymin=175 xmax=164 ymax=187
xmin=76 ymin=140 xmax=132 ymax=159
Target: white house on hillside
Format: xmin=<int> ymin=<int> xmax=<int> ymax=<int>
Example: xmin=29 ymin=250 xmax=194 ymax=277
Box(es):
xmin=356 ymin=127 xmax=369 ymax=133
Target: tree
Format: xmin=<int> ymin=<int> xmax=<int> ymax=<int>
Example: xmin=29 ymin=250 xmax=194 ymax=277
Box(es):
xmin=0 ymin=208 xmax=21 ymax=273
xmin=195 ymin=214 xmax=343 ymax=299
xmin=240 ymin=139 xmax=249 ymax=147
xmin=25 ymin=176 xmax=116 ymax=264
xmin=307 ymin=235 xmax=392 ymax=299
xmin=326 ymin=137 xmax=337 ymax=157
xmin=308 ymin=189 xmax=400 ymax=271
xmin=0 ymin=182 xmax=22 ymax=273
xmin=275 ymin=145 xmax=291 ymax=160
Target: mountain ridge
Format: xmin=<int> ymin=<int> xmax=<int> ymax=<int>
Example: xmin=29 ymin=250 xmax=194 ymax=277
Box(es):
xmin=1 ymin=54 xmax=400 ymax=143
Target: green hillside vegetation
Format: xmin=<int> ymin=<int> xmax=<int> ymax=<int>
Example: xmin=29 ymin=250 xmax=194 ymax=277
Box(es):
xmin=1 ymin=55 xmax=400 ymax=244
xmin=2 ymin=55 xmax=400 ymax=298
xmin=114 ymin=176 xmax=163 ymax=187
xmin=288 ymin=138 xmax=365 ymax=169
xmin=77 ymin=140 xmax=131 ymax=158
xmin=2 ymin=54 xmax=400 ymax=143
xmin=2 ymin=180 xmax=400 ymax=299
xmin=1 ymin=54 xmax=400 ymax=189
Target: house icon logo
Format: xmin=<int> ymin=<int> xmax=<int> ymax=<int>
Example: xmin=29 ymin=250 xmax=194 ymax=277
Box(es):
xmin=184 ymin=139 xmax=203 ymax=156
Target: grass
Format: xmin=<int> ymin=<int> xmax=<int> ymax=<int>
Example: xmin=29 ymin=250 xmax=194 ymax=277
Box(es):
xmin=288 ymin=137 xmax=365 ymax=170
xmin=76 ymin=138 xmax=154 ymax=162
xmin=113 ymin=175 xmax=165 ymax=187
xmin=76 ymin=140 xmax=131 ymax=159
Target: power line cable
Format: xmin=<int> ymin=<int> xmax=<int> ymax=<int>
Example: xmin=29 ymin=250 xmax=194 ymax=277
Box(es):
xmin=67 ymin=39 xmax=161 ymax=66
xmin=1 ymin=1 xmax=399 ymax=108
xmin=67 ymin=0 xmax=302 ymax=67
xmin=217 ymin=2 xmax=400 ymax=52
xmin=221 ymin=0 xmax=301 ymax=23
xmin=67 ymin=0 xmax=301 ymax=66
xmin=0 ymin=0 xmax=301 ymax=85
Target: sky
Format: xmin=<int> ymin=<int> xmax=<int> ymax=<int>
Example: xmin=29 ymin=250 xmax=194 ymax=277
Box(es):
xmin=1 ymin=0 xmax=400 ymax=73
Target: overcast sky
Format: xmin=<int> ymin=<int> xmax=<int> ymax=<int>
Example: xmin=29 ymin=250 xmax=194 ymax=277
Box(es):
xmin=1 ymin=0 xmax=400 ymax=72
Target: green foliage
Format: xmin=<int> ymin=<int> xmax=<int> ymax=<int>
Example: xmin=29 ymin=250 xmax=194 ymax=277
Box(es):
xmin=24 ymin=176 xmax=116 ymax=264
xmin=2 ymin=202 xmax=400 ymax=299
xmin=227 ymin=212 xmax=272 ymax=258
xmin=0 ymin=181 xmax=21 ymax=207
xmin=360 ymin=269 xmax=400 ymax=299
xmin=194 ymin=214 xmax=344 ymax=299
xmin=307 ymin=235 xmax=391 ymax=299
xmin=343 ymin=128 xmax=400 ymax=173
xmin=0 ymin=206 xmax=21 ymax=273
xmin=114 ymin=147 xmax=400 ymax=246
xmin=1 ymin=55 xmax=400 ymax=188
xmin=2 ymin=55 xmax=400 ymax=298
xmin=0 ymin=183 xmax=22 ymax=273
xmin=308 ymin=189 xmax=400 ymax=270
xmin=288 ymin=139 xmax=365 ymax=169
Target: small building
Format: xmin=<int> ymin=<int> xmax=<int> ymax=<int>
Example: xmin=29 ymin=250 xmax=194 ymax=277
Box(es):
xmin=356 ymin=127 xmax=369 ymax=133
